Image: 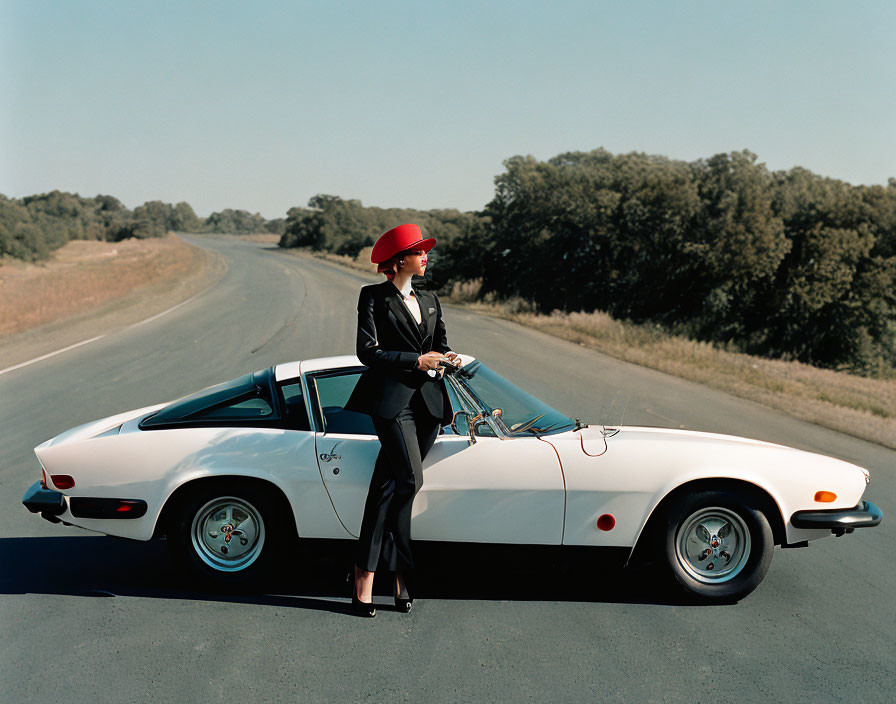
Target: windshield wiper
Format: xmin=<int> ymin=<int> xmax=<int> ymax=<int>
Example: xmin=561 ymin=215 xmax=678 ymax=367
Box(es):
xmin=509 ymin=413 xmax=545 ymax=434
xmin=522 ymin=421 xmax=567 ymax=436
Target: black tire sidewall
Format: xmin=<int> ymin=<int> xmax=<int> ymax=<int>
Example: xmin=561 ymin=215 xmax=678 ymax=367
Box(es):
xmin=167 ymin=481 xmax=284 ymax=587
xmin=663 ymin=490 xmax=774 ymax=603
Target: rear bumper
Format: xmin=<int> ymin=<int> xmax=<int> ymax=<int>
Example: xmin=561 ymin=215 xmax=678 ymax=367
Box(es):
xmin=22 ymin=480 xmax=67 ymax=523
xmin=790 ymin=500 xmax=883 ymax=535
xmin=22 ymin=481 xmax=148 ymax=522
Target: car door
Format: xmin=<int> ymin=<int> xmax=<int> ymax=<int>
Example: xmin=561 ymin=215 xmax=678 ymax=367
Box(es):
xmin=307 ymin=368 xmax=565 ymax=545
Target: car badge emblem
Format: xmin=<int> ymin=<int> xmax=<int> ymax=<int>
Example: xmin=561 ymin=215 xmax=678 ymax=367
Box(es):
xmin=320 ymin=442 xmax=342 ymax=462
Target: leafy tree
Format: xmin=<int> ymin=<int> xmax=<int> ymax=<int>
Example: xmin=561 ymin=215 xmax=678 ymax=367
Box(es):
xmin=203 ymin=209 xmax=267 ymax=233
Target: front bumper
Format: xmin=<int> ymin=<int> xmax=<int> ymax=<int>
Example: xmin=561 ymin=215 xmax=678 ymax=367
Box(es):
xmin=22 ymin=480 xmax=66 ymax=523
xmin=791 ymin=500 xmax=883 ymax=536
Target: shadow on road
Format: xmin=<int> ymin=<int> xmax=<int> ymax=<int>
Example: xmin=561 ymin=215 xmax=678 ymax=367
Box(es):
xmin=0 ymin=535 xmax=702 ymax=613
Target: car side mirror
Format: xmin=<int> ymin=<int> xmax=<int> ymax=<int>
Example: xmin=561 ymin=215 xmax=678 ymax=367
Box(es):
xmin=470 ymin=413 xmax=489 ymax=439
xmin=451 ymin=410 xmax=485 ymax=445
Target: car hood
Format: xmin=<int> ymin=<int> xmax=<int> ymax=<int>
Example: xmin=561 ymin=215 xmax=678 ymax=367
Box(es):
xmin=606 ymin=425 xmax=800 ymax=452
xmin=580 ymin=424 xmax=871 ymax=481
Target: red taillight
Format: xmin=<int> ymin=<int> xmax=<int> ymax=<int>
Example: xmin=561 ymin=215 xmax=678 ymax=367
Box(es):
xmin=40 ymin=468 xmax=48 ymax=489
xmin=51 ymin=475 xmax=75 ymax=490
xmin=116 ymin=503 xmax=137 ymax=513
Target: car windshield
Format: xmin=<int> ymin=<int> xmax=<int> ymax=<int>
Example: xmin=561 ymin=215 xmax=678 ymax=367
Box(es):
xmin=451 ymin=360 xmax=574 ymax=436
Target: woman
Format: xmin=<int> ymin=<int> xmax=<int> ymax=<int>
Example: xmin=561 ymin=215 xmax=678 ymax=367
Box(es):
xmin=343 ymin=223 xmax=459 ymax=617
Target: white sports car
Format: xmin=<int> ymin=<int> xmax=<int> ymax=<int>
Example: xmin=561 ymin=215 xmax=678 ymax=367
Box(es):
xmin=23 ymin=354 xmax=882 ymax=602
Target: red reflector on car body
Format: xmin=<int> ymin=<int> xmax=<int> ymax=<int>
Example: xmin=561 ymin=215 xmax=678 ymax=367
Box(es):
xmin=69 ymin=497 xmax=147 ymax=519
xmin=597 ymin=514 xmax=616 ymax=531
xmin=51 ymin=475 xmax=75 ymax=490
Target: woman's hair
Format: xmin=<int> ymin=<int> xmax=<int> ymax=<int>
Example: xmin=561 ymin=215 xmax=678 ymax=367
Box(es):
xmin=378 ymin=248 xmax=420 ymax=279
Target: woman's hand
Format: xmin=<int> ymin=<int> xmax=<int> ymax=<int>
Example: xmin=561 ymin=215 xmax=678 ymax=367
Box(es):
xmin=417 ymin=351 xmax=461 ymax=376
xmin=415 ymin=351 xmax=444 ymax=372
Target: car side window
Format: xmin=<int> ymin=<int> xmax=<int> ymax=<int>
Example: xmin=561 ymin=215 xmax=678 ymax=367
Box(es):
xmin=140 ymin=369 xmax=281 ymax=429
xmin=279 ymin=381 xmax=311 ymax=431
xmin=192 ymin=396 xmax=274 ymax=420
xmin=311 ymin=372 xmax=376 ymax=435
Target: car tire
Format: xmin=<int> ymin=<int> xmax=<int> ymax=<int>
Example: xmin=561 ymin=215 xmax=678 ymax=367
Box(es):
xmin=167 ymin=481 xmax=286 ymax=587
xmin=661 ymin=489 xmax=774 ymax=603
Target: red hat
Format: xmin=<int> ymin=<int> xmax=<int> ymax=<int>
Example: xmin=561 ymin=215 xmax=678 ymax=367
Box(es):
xmin=370 ymin=223 xmax=436 ymax=264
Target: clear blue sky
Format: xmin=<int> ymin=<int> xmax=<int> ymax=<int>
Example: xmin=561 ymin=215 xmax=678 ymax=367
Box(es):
xmin=2 ymin=0 xmax=893 ymax=218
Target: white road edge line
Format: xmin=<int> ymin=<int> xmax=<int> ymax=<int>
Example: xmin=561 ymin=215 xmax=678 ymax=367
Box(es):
xmin=0 ymin=291 xmax=204 ymax=377
xmin=126 ymin=292 xmax=199 ymax=330
xmin=0 ymin=335 xmax=106 ymax=376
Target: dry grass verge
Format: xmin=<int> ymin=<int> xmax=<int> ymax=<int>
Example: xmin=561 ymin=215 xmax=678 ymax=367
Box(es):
xmin=465 ymin=302 xmax=896 ymax=450
xmin=0 ymin=234 xmax=208 ymax=336
xmin=281 ymin=246 xmax=379 ymax=274
xmin=278 ymin=246 xmax=896 ymax=449
xmin=237 ymin=233 xmax=281 ymax=244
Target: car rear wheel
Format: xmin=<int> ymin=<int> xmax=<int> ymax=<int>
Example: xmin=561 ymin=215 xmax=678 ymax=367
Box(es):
xmin=167 ymin=482 xmax=285 ymax=586
xmin=662 ymin=490 xmax=773 ymax=603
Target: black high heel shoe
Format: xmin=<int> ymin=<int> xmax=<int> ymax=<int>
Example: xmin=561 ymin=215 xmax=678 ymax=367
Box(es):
xmin=348 ymin=568 xmax=376 ymax=618
xmin=394 ymin=572 xmax=413 ymax=613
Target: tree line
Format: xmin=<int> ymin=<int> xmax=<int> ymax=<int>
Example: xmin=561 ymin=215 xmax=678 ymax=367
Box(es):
xmin=281 ymin=149 xmax=896 ymax=374
xmin=4 ymin=147 xmax=893 ymax=373
xmin=0 ymin=190 xmax=284 ymax=262
xmin=278 ymin=194 xmax=477 ymax=257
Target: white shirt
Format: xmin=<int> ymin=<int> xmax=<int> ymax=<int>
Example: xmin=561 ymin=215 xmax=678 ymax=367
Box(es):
xmin=393 ymin=278 xmax=422 ymax=324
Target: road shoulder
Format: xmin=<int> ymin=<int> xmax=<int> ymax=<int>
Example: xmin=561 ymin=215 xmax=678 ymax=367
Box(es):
xmin=0 ymin=234 xmax=226 ymax=372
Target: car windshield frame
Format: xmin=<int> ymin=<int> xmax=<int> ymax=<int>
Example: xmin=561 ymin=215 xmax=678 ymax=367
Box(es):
xmin=445 ymin=360 xmax=575 ymax=438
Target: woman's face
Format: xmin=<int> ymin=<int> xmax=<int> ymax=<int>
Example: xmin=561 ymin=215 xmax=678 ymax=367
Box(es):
xmin=399 ymin=249 xmax=428 ymax=276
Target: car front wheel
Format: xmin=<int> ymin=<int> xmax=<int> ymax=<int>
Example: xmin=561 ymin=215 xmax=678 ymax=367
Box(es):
xmin=662 ymin=490 xmax=774 ymax=603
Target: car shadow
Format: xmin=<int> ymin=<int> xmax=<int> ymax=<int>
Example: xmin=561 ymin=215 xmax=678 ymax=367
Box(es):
xmin=0 ymin=536 xmax=705 ymax=613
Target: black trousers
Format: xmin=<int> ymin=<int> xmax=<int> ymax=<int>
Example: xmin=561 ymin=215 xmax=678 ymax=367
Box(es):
xmin=355 ymin=388 xmax=441 ymax=573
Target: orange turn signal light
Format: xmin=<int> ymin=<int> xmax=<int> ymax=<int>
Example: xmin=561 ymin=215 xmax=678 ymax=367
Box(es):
xmin=814 ymin=491 xmax=837 ymax=503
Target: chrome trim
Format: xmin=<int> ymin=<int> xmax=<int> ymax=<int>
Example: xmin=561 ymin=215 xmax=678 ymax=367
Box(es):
xmin=446 ymin=374 xmax=506 ymax=439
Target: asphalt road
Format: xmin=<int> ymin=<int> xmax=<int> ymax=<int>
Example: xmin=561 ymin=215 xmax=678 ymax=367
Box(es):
xmin=1 ymin=235 xmax=893 ymax=703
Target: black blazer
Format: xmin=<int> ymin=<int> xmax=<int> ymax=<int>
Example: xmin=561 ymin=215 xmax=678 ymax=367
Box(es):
xmin=343 ymin=279 xmax=453 ymax=423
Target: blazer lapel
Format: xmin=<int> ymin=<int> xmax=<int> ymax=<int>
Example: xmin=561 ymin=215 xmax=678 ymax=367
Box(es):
xmin=415 ymin=287 xmax=436 ymax=343
xmin=387 ymin=288 xmax=424 ymax=347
